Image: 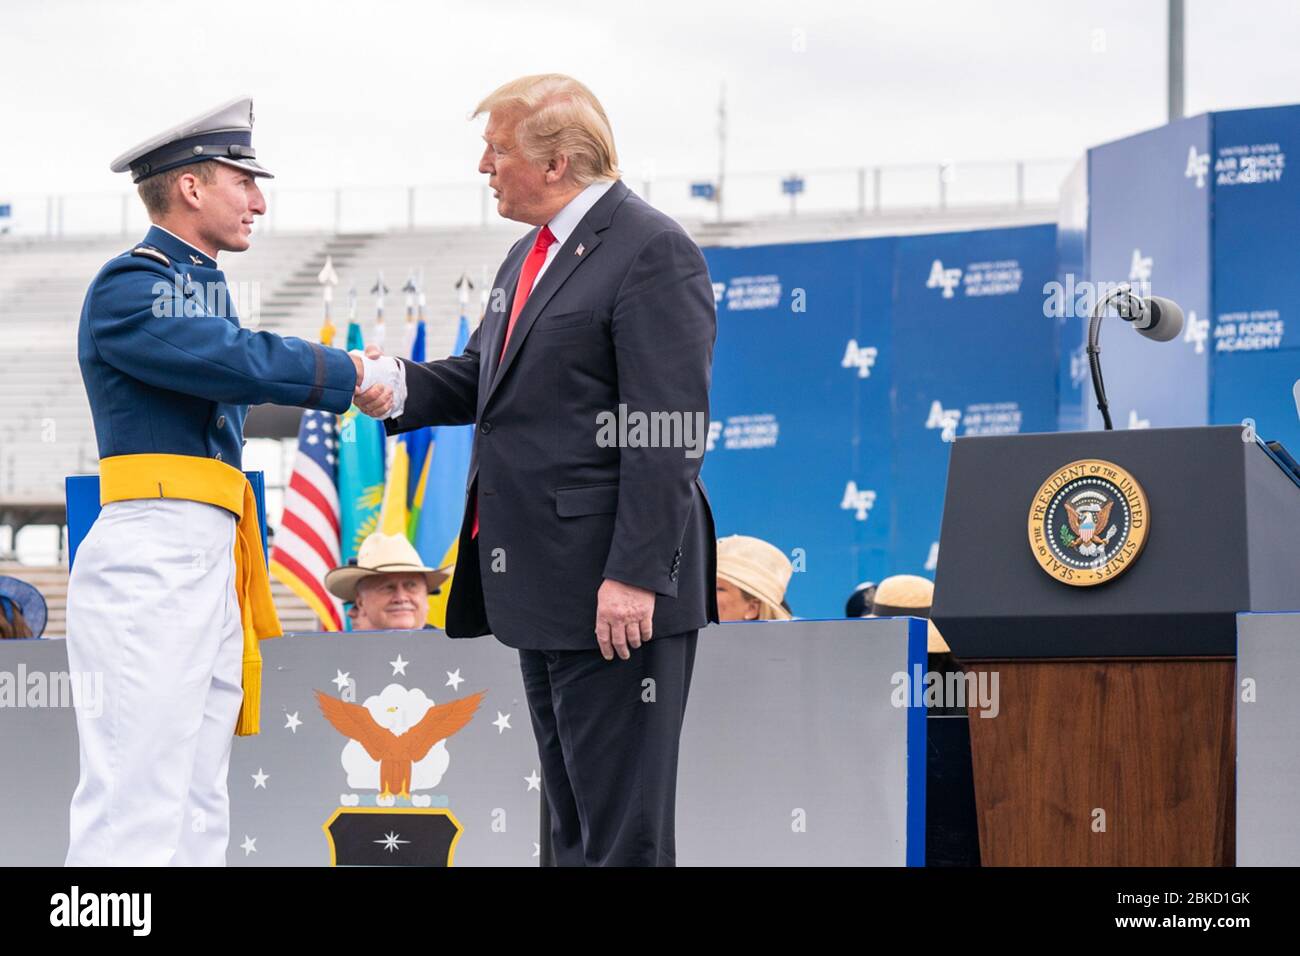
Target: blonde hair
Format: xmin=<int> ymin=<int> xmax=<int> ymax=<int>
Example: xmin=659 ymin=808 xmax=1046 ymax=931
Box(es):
xmin=473 ymin=74 xmax=620 ymax=187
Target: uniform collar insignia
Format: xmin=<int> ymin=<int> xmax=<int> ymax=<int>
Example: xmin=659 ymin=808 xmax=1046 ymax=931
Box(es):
xmin=142 ymin=224 xmax=216 ymax=269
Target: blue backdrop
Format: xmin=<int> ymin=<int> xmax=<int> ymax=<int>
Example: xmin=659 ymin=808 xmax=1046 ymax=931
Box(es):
xmin=701 ymin=224 xmax=1061 ymax=618
xmin=697 ymin=101 xmax=1300 ymax=619
xmin=1210 ymin=104 xmax=1300 ymax=454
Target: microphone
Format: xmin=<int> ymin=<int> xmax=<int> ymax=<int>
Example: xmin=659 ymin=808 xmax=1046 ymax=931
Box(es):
xmin=1115 ymin=292 xmax=1185 ymax=342
xmin=1087 ymin=286 xmax=1186 ymax=430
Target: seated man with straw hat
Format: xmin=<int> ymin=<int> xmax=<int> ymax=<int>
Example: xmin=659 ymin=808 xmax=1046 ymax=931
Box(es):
xmin=715 ymin=535 xmax=794 ymax=622
xmin=324 ymin=532 xmax=451 ymax=632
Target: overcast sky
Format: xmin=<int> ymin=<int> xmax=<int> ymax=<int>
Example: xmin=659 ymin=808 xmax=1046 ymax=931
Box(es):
xmin=3 ymin=0 xmax=1300 ymax=197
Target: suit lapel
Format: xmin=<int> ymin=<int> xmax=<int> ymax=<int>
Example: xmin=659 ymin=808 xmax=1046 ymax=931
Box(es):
xmin=478 ymin=244 xmax=528 ymax=409
xmin=487 ymin=226 xmax=601 ymax=404
xmin=485 ymin=180 xmax=629 ymax=406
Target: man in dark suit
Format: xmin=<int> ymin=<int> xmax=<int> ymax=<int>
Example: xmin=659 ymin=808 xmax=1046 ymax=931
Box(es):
xmin=355 ymin=73 xmax=718 ymax=866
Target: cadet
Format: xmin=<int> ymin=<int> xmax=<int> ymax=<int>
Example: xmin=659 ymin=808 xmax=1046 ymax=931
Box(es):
xmin=66 ymin=96 xmax=393 ymax=866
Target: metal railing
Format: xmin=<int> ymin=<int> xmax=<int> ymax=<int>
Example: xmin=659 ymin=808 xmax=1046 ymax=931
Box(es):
xmin=0 ymin=158 xmax=1073 ymax=239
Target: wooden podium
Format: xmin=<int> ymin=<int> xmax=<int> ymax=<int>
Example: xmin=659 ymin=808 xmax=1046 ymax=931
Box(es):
xmin=932 ymin=426 xmax=1300 ymax=866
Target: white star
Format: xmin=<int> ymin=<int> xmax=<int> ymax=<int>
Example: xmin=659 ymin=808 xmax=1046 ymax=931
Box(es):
xmin=322 ymin=420 xmax=334 ymax=434
xmin=306 ymin=433 xmax=319 ymax=445
xmin=240 ymin=835 xmax=257 ymax=856
xmin=284 ymin=712 xmax=302 ymax=733
xmin=525 ymin=770 xmax=541 ymax=792
xmin=325 ymin=438 xmax=335 ymax=449
xmin=390 ymin=654 xmax=408 ymax=676
xmin=251 ymin=768 xmax=269 ymax=789
xmin=305 ymin=418 xmax=319 ymax=430
xmin=326 ymin=454 xmax=335 ymax=465
xmin=332 ymin=669 xmax=351 ymax=691
xmin=375 ymin=831 xmax=410 ymax=853
xmin=493 ymin=711 xmax=511 ymax=734
xmin=445 ymin=669 xmax=464 ymax=691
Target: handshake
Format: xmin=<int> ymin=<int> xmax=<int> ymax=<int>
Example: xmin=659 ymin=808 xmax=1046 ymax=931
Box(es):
xmin=348 ymin=345 xmax=404 ymax=419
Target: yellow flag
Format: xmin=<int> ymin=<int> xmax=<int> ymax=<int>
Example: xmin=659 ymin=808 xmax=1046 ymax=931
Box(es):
xmin=426 ymin=537 xmax=459 ymax=629
xmin=378 ymin=440 xmax=410 ymax=536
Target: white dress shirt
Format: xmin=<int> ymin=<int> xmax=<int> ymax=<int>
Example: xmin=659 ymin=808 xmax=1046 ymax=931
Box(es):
xmin=368 ymin=179 xmax=618 ymax=420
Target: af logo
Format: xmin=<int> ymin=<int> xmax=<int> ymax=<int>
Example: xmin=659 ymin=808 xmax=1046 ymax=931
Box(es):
xmin=1185 ymin=145 xmax=1209 ymax=188
xmin=841 ymin=339 xmax=878 ymax=378
xmin=926 ymin=259 xmax=962 ymax=298
xmin=925 ymin=399 xmax=961 ymax=442
xmin=1183 ymin=309 xmax=1208 ymax=353
xmin=1028 ymin=459 xmax=1149 ymax=586
xmin=711 ymin=281 xmax=725 ymax=306
xmin=1127 ymin=409 xmax=1150 ymax=429
xmin=1129 ymin=249 xmax=1153 ymax=283
xmin=705 ymin=420 xmax=722 ymax=452
xmin=840 ymin=481 xmax=877 ymax=521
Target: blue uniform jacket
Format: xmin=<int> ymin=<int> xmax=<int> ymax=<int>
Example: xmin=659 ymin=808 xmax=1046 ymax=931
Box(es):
xmin=78 ymin=225 xmax=356 ymax=470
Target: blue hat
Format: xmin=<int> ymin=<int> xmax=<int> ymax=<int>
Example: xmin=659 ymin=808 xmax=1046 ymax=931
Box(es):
xmin=109 ymin=96 xmax=275 ymax=184
xmin=0 ymin=576 xmax=47 ymax=638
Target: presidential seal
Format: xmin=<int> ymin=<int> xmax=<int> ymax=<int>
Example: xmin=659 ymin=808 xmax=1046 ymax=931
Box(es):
xmin=1027 ymin=459 xmax=1149 ymax=586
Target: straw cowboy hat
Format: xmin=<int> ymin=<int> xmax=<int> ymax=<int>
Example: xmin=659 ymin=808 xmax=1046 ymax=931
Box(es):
xmin=324 ymin=533 xmax=452 ymax=604
xmin=0 ymin=575 xmax=47 ymax=639
xmin=716 ymin=535 xmax=793 ymax=621
xmin=868 ymin=574 xmax=949 ymax=653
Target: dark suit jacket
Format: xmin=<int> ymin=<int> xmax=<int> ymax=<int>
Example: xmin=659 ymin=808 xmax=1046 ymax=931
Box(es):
xmin=386 ymin=179 xmax=719 ymax=650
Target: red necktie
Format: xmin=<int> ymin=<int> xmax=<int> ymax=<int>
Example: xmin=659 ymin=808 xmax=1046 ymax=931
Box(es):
xmin=473 ymin=225 xmax=557 ymax=538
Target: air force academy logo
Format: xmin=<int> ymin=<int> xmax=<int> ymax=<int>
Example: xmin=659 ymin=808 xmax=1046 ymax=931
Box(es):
xmin=1129 ymin=249 xmax=1153 ymax=283
xmin=926 ymin=260 xmax=962 ymax=298
xmin=1185 ymin=146 xmax=1209 ymax=188
xmin=841 ymin=481 xmax=877 ymax=521
xmin=925 ymin=400 xmax=961 ymax=442
xmin=841 ymin=339 xmax=878 ymax=378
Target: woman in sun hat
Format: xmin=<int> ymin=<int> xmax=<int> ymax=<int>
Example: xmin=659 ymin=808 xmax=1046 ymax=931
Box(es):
xmin=0 ymin=575 xmax=48 ymax=639
xmin=715 ymin=535 xmax=794 ymax=622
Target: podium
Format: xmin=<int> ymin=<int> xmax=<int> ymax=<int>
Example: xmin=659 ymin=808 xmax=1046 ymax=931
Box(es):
xmin=932 ymin=425 xmax=1300 ymax=866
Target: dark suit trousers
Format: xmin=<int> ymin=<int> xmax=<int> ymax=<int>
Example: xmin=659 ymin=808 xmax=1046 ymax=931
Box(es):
xmin=520 ymin=630 xmax=698 ymax=867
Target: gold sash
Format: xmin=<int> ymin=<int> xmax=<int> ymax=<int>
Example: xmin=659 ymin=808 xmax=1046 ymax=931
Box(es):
xmin=99 ymin=453 xmax=282 ymax=736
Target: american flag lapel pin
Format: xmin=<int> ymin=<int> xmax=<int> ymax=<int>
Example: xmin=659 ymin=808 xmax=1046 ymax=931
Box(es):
xmin=575 ymin=243 xmax=585 ymax=257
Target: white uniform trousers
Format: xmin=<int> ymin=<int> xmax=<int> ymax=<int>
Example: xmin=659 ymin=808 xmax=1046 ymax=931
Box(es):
xmin=65 ymin=498 xmax=245 ymax=866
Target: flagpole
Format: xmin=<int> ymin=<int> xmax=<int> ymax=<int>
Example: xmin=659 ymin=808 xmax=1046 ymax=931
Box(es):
xmin=317 ymin=255 xmax=338 ymax=346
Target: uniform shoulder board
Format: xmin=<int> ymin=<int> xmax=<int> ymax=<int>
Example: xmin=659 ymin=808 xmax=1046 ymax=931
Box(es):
xmin=130 ymin=245 xmax=171 ymax=267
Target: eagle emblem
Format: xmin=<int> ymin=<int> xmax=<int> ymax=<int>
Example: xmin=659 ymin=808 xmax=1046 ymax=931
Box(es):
xmin=316 ymin=685 xmax=483 ymax=801
xmin=1064 ymin=498 xmax=1114 ymax=549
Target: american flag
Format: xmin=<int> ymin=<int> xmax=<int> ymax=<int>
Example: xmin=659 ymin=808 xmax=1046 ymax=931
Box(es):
xmin=270 ymin=407 xmax=344 ymax=630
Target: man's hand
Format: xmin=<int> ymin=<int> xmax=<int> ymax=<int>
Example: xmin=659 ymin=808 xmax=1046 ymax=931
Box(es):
xmin=595 ymin=578 xmax=655 ymax=661
xmin=354 ymin=344 xmax=396 ymax=418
